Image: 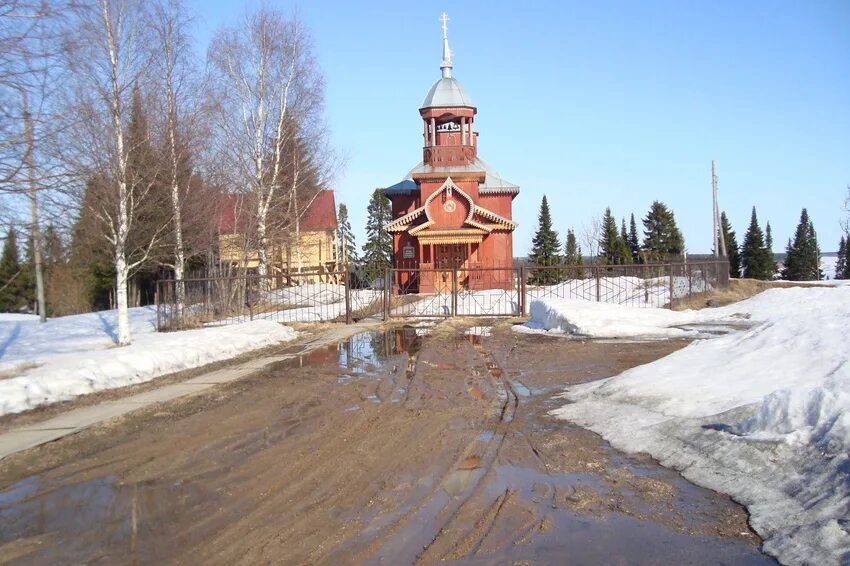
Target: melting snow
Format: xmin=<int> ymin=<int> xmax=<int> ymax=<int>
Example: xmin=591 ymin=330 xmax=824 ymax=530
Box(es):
xmin=535 ymin=286 xmax=850 ymax=564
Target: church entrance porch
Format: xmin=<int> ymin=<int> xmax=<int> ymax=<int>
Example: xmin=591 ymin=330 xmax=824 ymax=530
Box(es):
xmin=433 ymin=243 xmax=468 ymax=293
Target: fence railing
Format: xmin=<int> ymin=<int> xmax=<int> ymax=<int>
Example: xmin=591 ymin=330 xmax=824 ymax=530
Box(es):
xmin=522 ymin=261 xmax=729 ymax=309
xmin=156 ymin=260 xmax=729 ymax=330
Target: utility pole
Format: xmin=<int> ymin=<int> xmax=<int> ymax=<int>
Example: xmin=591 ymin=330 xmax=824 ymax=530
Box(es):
xmin=712 ymin=160 xmax=727 ymax=257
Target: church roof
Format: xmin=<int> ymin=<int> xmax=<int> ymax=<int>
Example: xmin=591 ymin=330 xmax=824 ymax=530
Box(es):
xmin=421 ymin=77 xmax=474 ymax=110
xmin=384 ymin=157 xmax=520 ymax=197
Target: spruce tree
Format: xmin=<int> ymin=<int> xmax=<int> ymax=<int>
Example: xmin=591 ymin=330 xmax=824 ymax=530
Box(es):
xmin=764 ymin=221 xmax=776 ymax=278
xmin=765 ymin=222 xmax=773 ymax=255
xmin=528 ymin=196 xmax=561 ymax=283
xmin=835 ymin=236 xmax=847 ymax=280
xmin=0 ymin=228 xmax=24 ymax=312
xmin=597 ymin=208 xmax=631 ymax=265
xmin=598 ymin=208 xmax=619 ymax=264
xmin=720 ymin=212 xmax=741 ymax=278
xmin=337 ymin=203 xmax=358 ymax=263
xmin=620 ymin=218 xmax=628 ymax=245
xmin=844 ymin=236 xmax=850 ymax=279
xmin=781 ymin=208 xmax=822 ymax=281
xmin=642 ymin=201 xmax=684 ymax=261
xmin=361 ymin=189 xmax=393 ymax=281
xmin=741 ymin=207 xmax=773 ymax=280
xmin=628 ymin=213 xmax=640 ymax=263
xmin=564 ymin=228 xmax=583 ymax=277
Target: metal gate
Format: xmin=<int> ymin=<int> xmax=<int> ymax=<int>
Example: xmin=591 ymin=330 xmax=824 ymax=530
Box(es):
xmin=385 ymin=267 xmax=523 ymax=318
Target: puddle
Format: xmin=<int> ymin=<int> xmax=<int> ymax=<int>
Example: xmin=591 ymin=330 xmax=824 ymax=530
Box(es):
xmin=465 ymin=326 xmax=492 ymax=337
xmin=338 ymin=327 xmax=421 ymax=375
xmin=0 ymin=474 xmax=196 ymax=563
xmin=673 ymin=321 xmax=755 ymax=338
xmin=512 ymin=381 xmax=531 ymax=397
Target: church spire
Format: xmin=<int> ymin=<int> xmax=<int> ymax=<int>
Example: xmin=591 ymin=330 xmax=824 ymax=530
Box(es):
xmin=440 ymin=12 xmax=452 ymax=79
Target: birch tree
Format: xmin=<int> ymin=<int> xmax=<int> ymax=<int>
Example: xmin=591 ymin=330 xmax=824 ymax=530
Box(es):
xmin=208 ymin=8 xmax=328 ymax=284
xmin=0 ymin=1 xmax=68 ymax=321
xmin=63 ymin=0 xmax=166 ymax=344
xmin=150 ymin=0 xmax=201 ymax=312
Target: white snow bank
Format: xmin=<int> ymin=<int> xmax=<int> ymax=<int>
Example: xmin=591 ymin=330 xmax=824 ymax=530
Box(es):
xmin=524 ymin=297 xmax=726 ymax=338
xmin=0 ymin=307 xmax=298 ymax=415
xmin=549 ymin=286 xmax=850 ymax=564
xmin=0 ymin=313 xmax=39 ymax=322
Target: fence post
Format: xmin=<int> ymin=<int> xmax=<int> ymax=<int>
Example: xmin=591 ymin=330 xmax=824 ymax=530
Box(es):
xmin=519 ymin=266 xmax=526 ymax=317
xmin=383 ymin=269 xmax=390 ymax=321
xmin=155 ymin=281 xmax=161 ymax=331
xmin=451 ymin=268 xmax=458 ymax=317
xmin=595 ymin=267 xmax=601 ymax=302
xmin=668 ymin=264 xmax=675 ymax=309
xmin=688 ymin=263 xmax=693 ymax=298
xmin=344 ymin=267 xmax=352 ymax=324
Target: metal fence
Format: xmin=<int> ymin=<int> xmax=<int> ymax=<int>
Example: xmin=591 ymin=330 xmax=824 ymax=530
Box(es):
xmin=156 ymin=269 xmax=384 ymax=330
xmin=156 ymin=260 xmax=729 ymax=330
xmin=522 ymin=261 xmax=730 ymax=310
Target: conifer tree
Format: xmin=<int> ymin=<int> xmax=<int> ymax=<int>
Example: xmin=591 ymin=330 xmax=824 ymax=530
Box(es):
xmin=641 ymin=201 xmax=684 ymax=261
xmin=0 ymin=228 xmax=24 ymax=312
xmin=628 ymin=213 xmax=640 ymax=263
xmin=528 ymin=196 xmax=561 ymax=283
xmin=843 ymin=236 xmax=850 ymax=279
xmin=337 ymin=203 xmax=358 ymax=263
xmin=362 ymin=189 xmax=393 ymax=281
xmin=765 ymin=222 xmax=773 ymax=255
xmin=720 ymin=211 xmax=741 ymax=278
xmin=564 ymin=228 xmax=583 ymax=278
xmin=598 ymin=208 xmax=631 ymax=264
xmin=741 ymin=207 xmax=773 ymax=280
xmin=781 ymin=208 xmax=822 ymax=281
xmin=620 ymin=218 xmax=628 ymax=244
xmin=835 ymin=236 xmax=847 ymax=280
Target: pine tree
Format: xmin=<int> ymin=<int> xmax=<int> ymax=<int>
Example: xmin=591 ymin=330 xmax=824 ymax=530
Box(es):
xmin=781 ymin=208 xmax=822 ymax=281
xmin=720 ymin=212 xmax=741 ymax=278
xmin=564 ymin=228 xmax=583 ymax=278
xmin=620 ymin=218 xmax=628 ymax=245
xmin=528 ymin=196 xmax=561 ymax=283
xmin=0 ymin=228 xmax=25 ymax=312
xmin=741 ymin=207 xmax=773 ymax=280
xmin=628 ymin=213 xmax=640 ymax=263
xmin=361 ymin=189 xmax=393 ymax=281
xmin=835 ymin=236 xmax=847 ymax=280
xmin=641 ymin=201 xmax=684 ymax=261
xmin=337 ymin=203 xmax=358 ymax=263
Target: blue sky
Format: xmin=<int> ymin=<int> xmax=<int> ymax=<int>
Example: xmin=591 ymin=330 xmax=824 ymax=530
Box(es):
xmin=186 ymin=0 xmax=850 ymax=255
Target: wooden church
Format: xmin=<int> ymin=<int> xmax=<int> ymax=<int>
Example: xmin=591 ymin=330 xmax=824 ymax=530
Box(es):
xmin=383 ymin=14 xmax=520 ymax=292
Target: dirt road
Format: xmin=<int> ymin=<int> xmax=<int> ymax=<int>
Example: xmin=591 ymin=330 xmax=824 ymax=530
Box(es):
xmin=0 ymin=321 xmax=774 ymax=564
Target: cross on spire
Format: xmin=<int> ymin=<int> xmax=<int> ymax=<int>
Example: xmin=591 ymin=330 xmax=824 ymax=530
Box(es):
xmin=439 ymin=12 xmax=453 ymax=78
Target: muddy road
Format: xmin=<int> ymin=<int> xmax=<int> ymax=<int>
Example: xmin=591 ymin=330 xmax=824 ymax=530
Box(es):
xmin=0 ymin=322 xmax=774 ymax=565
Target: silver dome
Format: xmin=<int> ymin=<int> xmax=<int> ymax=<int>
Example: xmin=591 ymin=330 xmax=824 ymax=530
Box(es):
xmin=421 ymin=77 xmax=474 ymax=110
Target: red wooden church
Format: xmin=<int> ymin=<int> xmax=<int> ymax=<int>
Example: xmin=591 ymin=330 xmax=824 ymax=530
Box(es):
xmin=383 ymin=14 xmax=520 ymax=292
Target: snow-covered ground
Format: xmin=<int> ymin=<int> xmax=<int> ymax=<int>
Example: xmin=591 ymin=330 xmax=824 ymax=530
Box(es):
xmin=0 ymin=307 xmax=298 ymax=416
xmin=530 ymin=287 xmax=850 ymax=564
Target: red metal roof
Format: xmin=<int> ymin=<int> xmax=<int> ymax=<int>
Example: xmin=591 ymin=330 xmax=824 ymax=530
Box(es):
xmin=301 ymin=190 xmax=337 ymax=231
xmin=218 ymin=193 xmax=243 ymax=234
xmin=217 ymin=190 xmax=336 ymax=234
